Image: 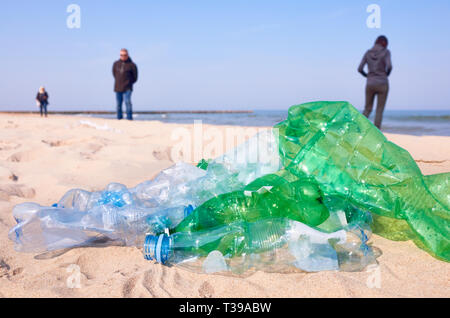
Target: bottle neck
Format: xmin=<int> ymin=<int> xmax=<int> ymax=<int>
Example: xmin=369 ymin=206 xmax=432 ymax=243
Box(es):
xmin=143 ymin=234 xmax=172 ymax=264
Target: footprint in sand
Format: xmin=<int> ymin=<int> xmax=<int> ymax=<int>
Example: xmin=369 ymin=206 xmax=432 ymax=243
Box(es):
xmin=41 ymin=139 xmax=67 ymax=147
xmin=42 ymin=136 xmax=110 ymax=150
xmin=122 ymin=276 xmax=140 ymax=298
xmin=121 ymin=271 xmax=161 ymax=298
xmin=12 ymin=268 xmax=23 ymax=276
xmin=7 ymin=150 xmax=40 ymax=163
xmin=0 ymin=259 xmax=11 ymax=278
xmin=198 ymin=281 xmax=215 ymax=298
xmin=152 ymin=147 xmax=173 ymax=162
xmin=80 ymin=143 xmax=105 ymax=160
xmin=4 ymin=121 xmax=18 ymax=129
xmin=140 ymin=265 xmax=174 ymax=297
xmin=0 ymin=259 xmax=22 ymax=280
xmin=0 ymin=141 xmax=21 ymax=151
xmin=0 ymin=184 xmax=35 ymax=201
xmin=140 ymin=265 xmax=215 ymax=298
xmin=0 ymin=191 xmax=9 ymax=201
xmin=0 ymin=265 xmax=24 ymax=280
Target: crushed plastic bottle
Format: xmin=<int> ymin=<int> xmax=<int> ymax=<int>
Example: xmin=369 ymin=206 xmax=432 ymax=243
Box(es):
xmin=174 ymin=169 xmax=372 ymax=234
xmin=153 ymin=169 xmax=377 ymax=273
xmin=182 ymin=129 xmax=281 ymax=205
xmin=275 ymin=101 xmax=450 ymax=261
xmin=9 ymin=131 xmax=281 ymax=254
xmin=8 ymin=162 xmax=201 ymax=253
xmin=143 ymin=218 xmax=376 ymax=274
xmin=8 ymin=101 xmax=448 ymax=273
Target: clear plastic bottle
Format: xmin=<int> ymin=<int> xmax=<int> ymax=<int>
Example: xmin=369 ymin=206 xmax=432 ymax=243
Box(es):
xmin=9 ymin=132 xmax=281 ymax=254
xmin=9 ymin=204 xmax=196 ymax=253
xmin=142 ymin=218 xmax=376 ymax=274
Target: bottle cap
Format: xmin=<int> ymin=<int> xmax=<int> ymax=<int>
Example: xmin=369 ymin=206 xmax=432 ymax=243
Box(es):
xmin=184 ymin=205 xmax=195 ymax=218
xmin=143 ymin=234 xmax=171 ymax=264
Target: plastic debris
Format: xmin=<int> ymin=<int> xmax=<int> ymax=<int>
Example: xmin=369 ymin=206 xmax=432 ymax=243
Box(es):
xmin=275 ymin=101 xmax=449 ymax=261
xmin=9 ymin=131 xmax=280 ymax=253
xmin=78 ymin=120 xmax=123 ymax=133
xmin=8 ymin=101 xmax=449 ymax=275
xmin=144 ymin=218 xmax=375 ymax=274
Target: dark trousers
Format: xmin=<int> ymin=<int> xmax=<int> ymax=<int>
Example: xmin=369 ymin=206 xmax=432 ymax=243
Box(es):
xmin=116 ymin=90 xmax=133 ymax=120
xmin=40 ymin=102 xmax=48 ymax=117
xmin=363 ymin=84 xmax=389 ymax=129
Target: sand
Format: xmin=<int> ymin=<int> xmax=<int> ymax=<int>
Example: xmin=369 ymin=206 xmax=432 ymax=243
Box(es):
xmin=0 ymin=113 xmax=449 ymax=298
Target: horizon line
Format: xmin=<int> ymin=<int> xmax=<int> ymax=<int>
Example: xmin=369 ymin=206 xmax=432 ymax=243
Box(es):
xmin=0 ymin=108 xmax=449 ymax=113
xmin=0 ymin=110 xmax=255 ymax=115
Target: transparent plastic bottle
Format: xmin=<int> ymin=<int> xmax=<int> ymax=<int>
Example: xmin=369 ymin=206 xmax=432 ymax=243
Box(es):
xmin=8 ymin=202 xmax=195 ymax=253
xmin=9 ymin=132 xmax=281 ymax=254
xmin=142 ymin=218 xmax=376 ymax=274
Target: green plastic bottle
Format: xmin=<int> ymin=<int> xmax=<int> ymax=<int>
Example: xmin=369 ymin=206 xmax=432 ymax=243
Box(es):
xmin=275 ymin=101 xmax=450 ymax=261
xmin=175 ymin=170 xmax=331 ymax=234
xmin=145 ymin=217 xmax=375 ymax=274
xmin=169 ymin=169 xmax=377 ymax=272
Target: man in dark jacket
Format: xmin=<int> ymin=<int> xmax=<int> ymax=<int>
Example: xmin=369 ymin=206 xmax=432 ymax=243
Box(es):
xmin=112 ymin=49 xmax=138 ymax=120
xmin=358 ymin=35 xmax=393 ymax=129
xmin=36 ymin=86 xmax=49 ymax=117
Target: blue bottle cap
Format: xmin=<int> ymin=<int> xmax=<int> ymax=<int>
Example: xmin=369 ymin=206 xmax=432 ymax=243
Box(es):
xmin=184 ymin=205 xmax=195 ymax=218
xmin=143 ymin=234 xmax=172 ymax=264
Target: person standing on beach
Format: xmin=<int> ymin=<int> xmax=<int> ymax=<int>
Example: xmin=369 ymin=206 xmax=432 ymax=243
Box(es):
xmin=36 ymin=86 xmax=49 ymax=117
xmin=112 ymin=49 xmax=138 ymax=120
xmin=358 ymin=35 xmax=393 ymax=129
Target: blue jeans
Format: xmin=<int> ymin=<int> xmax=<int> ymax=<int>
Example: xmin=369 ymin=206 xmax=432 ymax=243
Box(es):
xmin=40 ymin=102 xmax=48 ymax=117
xmin=116 ymin=90 xmax=133 ymax=120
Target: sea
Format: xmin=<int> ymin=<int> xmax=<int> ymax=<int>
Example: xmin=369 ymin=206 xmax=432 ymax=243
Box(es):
xmin=89 ymin=109 xmax=450 ymax=136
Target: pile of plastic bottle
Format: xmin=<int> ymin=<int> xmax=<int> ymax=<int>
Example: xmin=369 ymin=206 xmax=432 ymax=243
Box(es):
xmin=9 ymin=102 xmax=449 ymax=275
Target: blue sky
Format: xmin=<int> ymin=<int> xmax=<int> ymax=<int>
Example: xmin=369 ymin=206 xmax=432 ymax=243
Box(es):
xmin=1 ymin=0 xmax=450 ymax=110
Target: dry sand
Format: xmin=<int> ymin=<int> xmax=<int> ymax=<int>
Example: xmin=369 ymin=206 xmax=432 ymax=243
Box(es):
xmin=0 ymin=113 xmax=449 ymax=298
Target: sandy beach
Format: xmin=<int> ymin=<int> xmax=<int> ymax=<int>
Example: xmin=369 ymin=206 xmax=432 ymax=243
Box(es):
xmin=0 ymin=113 xmax=449 ymax=298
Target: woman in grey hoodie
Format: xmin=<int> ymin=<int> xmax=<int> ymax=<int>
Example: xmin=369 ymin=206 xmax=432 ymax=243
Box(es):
xmin=358 ymin=35 xmax=393 ymax=129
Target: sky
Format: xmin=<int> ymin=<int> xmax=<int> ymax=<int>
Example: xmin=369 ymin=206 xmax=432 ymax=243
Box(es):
xmin=1 ymin=0 xmax=450 ymax=111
